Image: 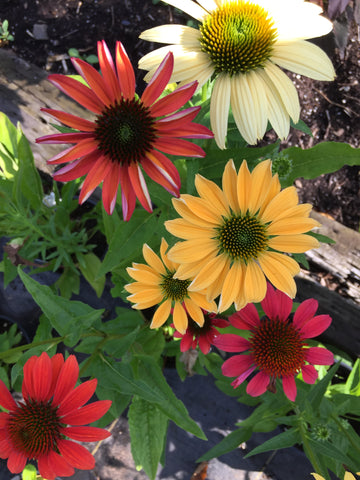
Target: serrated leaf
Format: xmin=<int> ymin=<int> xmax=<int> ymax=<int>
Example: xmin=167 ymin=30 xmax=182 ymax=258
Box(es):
xmin=307 ymin=362 xmax=340 ymax=411
xmin=245 ymin=428 xmax=300 ymax=458
xmin=197 ymin=427 xmax=252 ymax=462
xmin=129 ymin=396 xmax=168 ymax=480
xmin=307 ymin=438 xmax=359 ymax=472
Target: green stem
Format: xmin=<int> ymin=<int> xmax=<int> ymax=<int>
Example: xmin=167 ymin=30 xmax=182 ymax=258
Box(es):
xmin=0 ymin=336 xmax=65 ymax=360
xmin=299 ymin=419 xmax=323 ymax=474
xmin=332 ymin=414 xmax=360 ymax=455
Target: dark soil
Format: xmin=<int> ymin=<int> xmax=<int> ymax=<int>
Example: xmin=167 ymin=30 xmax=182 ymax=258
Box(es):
xmin=1 ymin=0 xmax=359 ymax=229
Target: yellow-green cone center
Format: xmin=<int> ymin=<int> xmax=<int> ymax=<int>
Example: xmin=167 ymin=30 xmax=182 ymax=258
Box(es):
xmin=217 ymin=214 xmax=268 ymax=262
xmin=200 ymin=1 xmax=277 ymax=75
xmin=161 ymin=271 xmax=191 ymax=302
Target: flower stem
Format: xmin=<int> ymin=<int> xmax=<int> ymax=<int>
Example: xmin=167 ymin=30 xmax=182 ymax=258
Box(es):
xmin=298 ymin=418 xmax=323 ymax=474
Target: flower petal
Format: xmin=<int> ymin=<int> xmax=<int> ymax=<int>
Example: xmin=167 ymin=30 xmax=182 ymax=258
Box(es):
xmin=57 ymin=439 xmax=95 ymax=469
xmin=299 ymin=314 xmax=332 ymax=339
xmin=52 ymin=355 xmax=79 ymax=407
xmin=229 ymin=303 xmax=260 ymax=330
xmin=0 ymin=380 xmax=17 ymax=411
xmin=222 ymin=354 xmax=254 ymax=378
xmin=151 ymin=300 xmax=172 ymax=329
xmin=115 ymin=41 xmax=135 ymax=99
xmin=173 ymin=301 xmax=189 ymax=334
xmin=246 ymin=371 xmax=270 ymax=397
xmin=141 ymin=52 xmax=173 ymax=107
xmin=61 ymin=400 xmax=112 ymax=425
xmin=57 ymin=379 xmax=98 ymax=417
xmin=62 ymin=426 xmax=111 ymax=442
xmin=293 ymin=298 xmax=318 ymax=329
xmin=261 ymin=283 xmax=293 ymax=322
xmin=305 ymin=347 xmax=334 ymax=366
xmin=282 ymin=375 xmax=297 ymax=401
xmin=211 ymin=73 xmax=231 ymax=149
xmin=213 ymin=334 xmax=251 ymax=353
xmin=301 ymin=364 xmax=318 ymax=384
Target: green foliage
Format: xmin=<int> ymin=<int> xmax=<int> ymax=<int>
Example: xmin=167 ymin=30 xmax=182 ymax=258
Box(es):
xmin=0 ymin=19 xmax=14 ymax=42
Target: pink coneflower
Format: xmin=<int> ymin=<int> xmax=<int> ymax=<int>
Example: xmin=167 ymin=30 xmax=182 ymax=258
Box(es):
xmin=173 ymin=313 xmax=229 ymax=354
xmin=213 ymin=284 xmax=334 ymax=401
xmin=36 ymin=41 xmax=212 ymax=219
xmin=0 ymin=352 xmax=111 ymax=479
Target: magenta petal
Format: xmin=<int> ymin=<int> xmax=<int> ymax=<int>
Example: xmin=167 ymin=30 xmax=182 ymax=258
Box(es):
xmin=246 ymin=371 xmax=269 ymax=397
xmin=293 ymin=298 xmax=318 ymax=329
xmin=299 ymin=314 xmax=332 ymax=339
xmin=213 ymin=334 xmax=251 ymax=352
xmin=222 ymin=354 xmax=254 ymax=378
xmin=229 ymin=303 xmax=260 ymax=329
xmin=198 ymin=336 xmax=211 ymax=354
xmin=231 ymin=366 xmax=256 ymax=388
xmin=305 ymin=347 xmax=334 ymax=366
xmin=179 ymin=332 xmax=193 ymax=352
xmin=301 ymin=364 xmax=318 ymax=384
xmin=150 ymin=81 xmax=198 ymax=117
xmin=282 ymin=375 xmax=297 ymax=401
xmin=261 ymin=282 xmax=292 ymax=321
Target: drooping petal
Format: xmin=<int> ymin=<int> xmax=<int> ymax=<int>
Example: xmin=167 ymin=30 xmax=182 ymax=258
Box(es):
xmin=6 ymin=451 xmax=28 ymax=474
xmin=243 ymin=261 xmax=267 ymax=304
xmin=151 ymin=300 xmax=172 ymax=329
xmin=115 ymin=41 xmax=136 ymax=99
xmin=282 ymin=375 xmax=297 ymax=401
xmin=301 ymin=364 xmax=318 ymax=384
xmin=210 ymin=73 xmax=231 ymax=149
xmin=79 ymin=156 xmax=112 ymax=205
xmin=299 ymin=314 xmax=332 ymax=339
xmin=57 ymin=439 xmax=95 ymax=469
xmin=246 ymin=371 xmax=270 ymax=397
xmin=218 ymin=262 xmax=244 ymax=312
xmin=128 ymin=162 xmax=153 ymax=213
xmin=258 ymin=251 xmax=298 ymax=298
xmin=142 ymin=152 xmax=180 ymax=197
xmin=213 ymin=334 xmax=251 ymax=353
xmin=43 ymin=451 xmax=74 ymax=478
xmin=141 ymin=51 xmax=173 ymax=107
xmin=101 ymin=161 xmax=121 ymax=214
xmin=222 ymin=354 xmax=254 ymax=378
xmin=119 ymin=165 xmax=136 ymax=221
xmin=183 ymin=298 xmax=204 ymax=327
xmin=305 ymin=347 xmax=334 ymax=366
xmin=53 ymin=152 xmax=99 ymax=182
xmin=173 ymin=301 xmax=189 ymax=334
xmin=48 ymin=74 xmax=104 ymax=114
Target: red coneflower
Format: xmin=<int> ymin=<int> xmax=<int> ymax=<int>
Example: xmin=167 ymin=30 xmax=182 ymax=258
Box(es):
xmin=173 ymin=313 xmax=229 ymax=354
xmin=36 ymin=41 xmax=212 ymax=219
xmin=213 ymin=284 xmax=334 ymax=401
xmin=0 ymin=352 xmax=111 ymax=479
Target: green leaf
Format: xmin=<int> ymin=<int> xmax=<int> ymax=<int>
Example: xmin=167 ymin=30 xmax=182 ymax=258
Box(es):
xmin=281 ymin=142 xmax=360 ymax=187
xmin=246 ymin=428 xmax=300 ymax=458
xmin=18 ymin=268 xmax=103 ymax=345
xmin=197 ymin=427 xmax=252 ymax=462
xmin=0 ymin=112 xmax=18 ymax=158
xmin=345 ymin=358 xmax=360 ymax=395
xmin=98 ymin=355 xmax=206 ymax=440
xmin=307 ymin=362 xmax=340 ymax=412
xmin=78 ymin=252 xmax=106 ymax=297
xmin=0 ymin=143 xmax=18 ymax=179
xmin=307 ymin=438 xmax=360 ymax=472
xmin=128 ymin=396 xmax=168 ymax=480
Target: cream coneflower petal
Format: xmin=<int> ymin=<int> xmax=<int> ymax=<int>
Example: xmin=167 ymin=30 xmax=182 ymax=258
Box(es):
xmin=258 ymin=252 xmax=298 ymax=297
xmin=230 ymin=72 xmax=267 ymax=145
xmin=169 ymin=239 xmax=218 ymax=264
xmin=142 ymin=244 xmax=166 ymax=274
xmin=248 ymin=159 xmax=272 ymax=215
xmin=237 ymin=160 xmax=252 ymax=214
xmin=177 ymin=61 xmax=214 ymax=89
xmin=261 ymin=186 xmax=299 ymax=223
xmin=268 ymin=234 xmax=319 ymax=253
xmin=151 ymin=300 xmax=172 ymax=329
xmin=264 ymin=62 xmax=300 ymax=123
xmin=183 ymin=298 xmax=205 ymax=327
xmin=267 ymin=217 xmax=320 ymax=235
xmin=272 ymin=41 xmax=336 ymax=81
xmin=139 ymin=25 xmax=201 ymax=46
xmin=218 ymin=262 xmax=244 ymax=313
xmin=243 ymin=261 xmax=267 ymax=304
xmin=262 ymin=76 xmax=290 ymax=140
xmin=161 ymin=0 xmax=208 ymax=21
xmin=210 ymin=73 xmax=231 ymax=149
xmin=195 ymin=174 xmax=230 ymax=217
xmin=222 ymin=159 xmax=240 ymax=213
xmin=173 ymin=302 xmax=189 ymax=334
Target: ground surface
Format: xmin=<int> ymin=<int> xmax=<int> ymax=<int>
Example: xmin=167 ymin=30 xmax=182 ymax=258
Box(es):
xmin=1 ymin=0 xmax=359 ymax=229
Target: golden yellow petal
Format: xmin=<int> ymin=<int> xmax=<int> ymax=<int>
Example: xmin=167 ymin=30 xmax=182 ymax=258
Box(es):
xmin=218 ymin=262 xmax=244 ymax=313
xmin=237 ymin=160 xmax=252 ymax=214
xmin=142 ymin=243 xmax=166 ymax=275
xmin=173 ymin=301 xmax=188 ymax=334
xmin=244 ymin=261 xmax=267 ymax=304
xmin=195 ymin=174 xmax=230 ymax=217
xmin=150 ymin=300 xmax=172 ymax=329
xmin=181 ymin=194 xmax=222 ymax=224
xmin=248 ymin=160 xmax=272 ymax=215
xmin=268 ymin=234 xmax=319 ymax=253
xmin=170 ymin=197 xmax=214 ymax=227
xmin=124 ymin=282 xmax=160 ymax=294
xmin=258 ymin=174 xmax=281 ymax=216
xmin=127 ymin=263 xmax=154 ymax=275
xmin=175 ymin=258 xmax=210 ymax=280
xmin=159 ymin=237 xmax=176 ymax=271
xmin=165 ymin=218 xmax=213 ymax=240
xmin=261 ymin=186 xmax=299 ymax=223
xmin=206 ymin=257 xmax=231 ymax=301
xmin=168 ymin=239 xmax=218 ymax=264
xmin=126 ymin=290 xmax=164 ymax=306
xmin=267 ymin=217 xmax=321 ymax=235
xmin=271 ymin=203 xmax=313 ymax=221
xmin=222 ymin=159 xmax=240 ymax=213
xmin=126 ymin=267 xmax=159 ymax=284
xmin=188 ymin=291 xmax=217 ymax=313
xmin=258 ymin=251 xmax=299 ymax=298
xmin=190 ymin=255 xmax=228 ymax=291
xmin=184 ymin=298 xmax=204 ymax=327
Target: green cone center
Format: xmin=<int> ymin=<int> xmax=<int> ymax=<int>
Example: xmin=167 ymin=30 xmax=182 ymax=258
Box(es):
xmin=8 ymin=400 xmax=61 ymax=457
xmin=250 ymin=318 xmax=306 ymax=377
xmin=200 ymin=1 xmax=277 ymax=75
xmin=94 ymin=98 xmax=157 ymax=164
xmin=217 ymin=214 xmax=268 ymax=262
xmin=160 ymin=271 xmax=191 ymax=302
